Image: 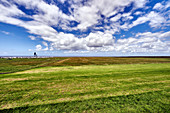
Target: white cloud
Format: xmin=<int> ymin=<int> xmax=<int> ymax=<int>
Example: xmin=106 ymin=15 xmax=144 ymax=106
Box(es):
xmin=86 ymin=32 xmax=114 ymax=48
xmin=0 ymin=0 xmax=148 ymax=34
xmin=0 ymin=1 xmax=25 ymax=17
xmin=29 ymin=36 xmax=36 ymax=40
xmin=28 ymin=49 xmax=32 ymax=51
xmin=153 ymin=1 xmax=170 ymax=11
xmin=0 ymin=0 xmax=169 ymax=54
xmin=134 ymin=11 xmax=143 ymax=15
xmin=36 ymin=44 xmax=42 ymax=51
xmin=153 ymin=3 xmax=164 ymax=10
xmin=19 ymin=0 xmax=73 ymax=22
xmin=130 ymin=11 xmax=166 ymax=28
xmin=159 ymin=31 xmax=170 ymax=38
xmin=136 ymin=32 xmax=161 ymax=38
xmin=89 ymin=0 xmax=146 ymax=18
xmin=121 ymin=35 xmax=125 ymax=38
xmin=50 ymin=32 xmax=86 ymax=51
xmin=110 ymin=14 xmax=121 ymax=22
xmin=165 ymin=1 xmax=170 ymax=9
xmin=43 ymin=47 xmax=49 ymax=51
xmin=73 ymin=6 xmax=100 ymax=30
xmin=112 ymin=31 xmax=170 ymax=53
xmin=42 ymin=41 xmax=49 ymax=51
xmin=1 ymin=31 xmax=10 ymax=35
xmin=35 ymin=43 xmax=48 ymax=51
xmin=0 ymin=0 xmax=59 ymax=39
xmin=148 ymin=11 xmax=166 ymax=28
xmin=42 ymin=31 xmax=115 ymax=52
xmin=58 ymin=0 xmax=66 ymax=4
xmin=23 ymin=22 xmax=58 ymax=37
xmin=42 ymin=41 xmax=48 ymax=47
xmin=69 ymin=0 xmax=147 ymax=30
xmin=134 ymin=0 xmax=147 ymax=8
xmin=136 ymin=31 xmax=170 ymax=39
xmin=0 ymin=1 xmax=25 ymax=26
xmin=122 ymin=12 xmax=133 ymax=21
xmin=130 ymin=15 xmax=148 ymax=28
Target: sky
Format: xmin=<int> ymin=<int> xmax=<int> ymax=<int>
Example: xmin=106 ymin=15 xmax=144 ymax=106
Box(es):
xmin=0 ymin=0 xmax=170 ymax=56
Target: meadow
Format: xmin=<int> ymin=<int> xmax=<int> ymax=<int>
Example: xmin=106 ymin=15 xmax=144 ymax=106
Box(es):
xmin=0 ymin=57 xmax=170 ymax=112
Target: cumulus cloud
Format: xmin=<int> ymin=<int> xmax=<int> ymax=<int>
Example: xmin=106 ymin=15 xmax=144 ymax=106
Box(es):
xmin=73 ymin=6 xmax=100 ymax=30
xmin=36 ymin=44 xmax=42 ymax=51
xmin=43 ymin=31 xmax=115 ymax=51
xmin=50 ymin=32 xmax=86 ymax=51
xmin=86 ymin=32 xmax=114 ymax=48
xmin=115 ymin=31 xmax=170 ymax=53
xmin=35 ymin=42 xmax=48 ymax=51
xmin=0 ymin=0 xmax=169 ymax=54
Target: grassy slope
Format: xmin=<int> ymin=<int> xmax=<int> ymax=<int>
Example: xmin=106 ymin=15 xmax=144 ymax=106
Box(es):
xmin=0 ymin=57 xmax=170 ymax=73
xmin=0 ymin=58 xmax=66 ymax=74
xmin=0 ymin=63 xmax=170 ymax=112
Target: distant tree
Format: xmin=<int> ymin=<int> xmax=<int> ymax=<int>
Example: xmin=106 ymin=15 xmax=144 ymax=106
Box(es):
xmin=34 ymin=52 xmax=37 ymax=57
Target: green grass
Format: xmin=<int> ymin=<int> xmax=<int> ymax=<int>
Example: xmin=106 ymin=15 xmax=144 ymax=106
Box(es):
xmin=1 ymin=91 xmax=169 ymax=113
xmin=0 ymin=61 xmax=170 ymax=112
xmin=0 ymin=57 xmax=170 ymax=73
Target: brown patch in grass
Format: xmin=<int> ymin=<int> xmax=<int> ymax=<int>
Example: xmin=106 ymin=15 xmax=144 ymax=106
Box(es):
xmin=15 ymin=67 xmax=69 ymax=74
xmin=1 ymin=78 xmax=28 ymax=81
xmin=56 ymin=58 xmax=71 ymax=64
xmin=135 ymin=80 xmax=170 ymax=85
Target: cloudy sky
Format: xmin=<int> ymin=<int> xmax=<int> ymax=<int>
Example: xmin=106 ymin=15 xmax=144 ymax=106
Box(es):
xmin=0 ymin=0 xmax=170 ymax=56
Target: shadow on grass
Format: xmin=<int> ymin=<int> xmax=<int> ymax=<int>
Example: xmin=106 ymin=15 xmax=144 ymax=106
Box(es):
xmin=1 ymin=90 xmax=169 ymax=113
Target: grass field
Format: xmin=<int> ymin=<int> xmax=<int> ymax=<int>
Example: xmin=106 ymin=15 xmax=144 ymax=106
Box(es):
xmin=0 ymin=57 xmax=170 ymax=112
xmin=0 ymin=57 xmax=170 ymax=73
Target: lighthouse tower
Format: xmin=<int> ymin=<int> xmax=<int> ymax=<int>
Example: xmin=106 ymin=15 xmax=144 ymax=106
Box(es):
xmin=34 ymin=52 xmax=37 ymax=58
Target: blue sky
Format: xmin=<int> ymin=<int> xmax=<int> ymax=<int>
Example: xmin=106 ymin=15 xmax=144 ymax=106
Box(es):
xmin=0 ymin=0 xmax=170 ymax=56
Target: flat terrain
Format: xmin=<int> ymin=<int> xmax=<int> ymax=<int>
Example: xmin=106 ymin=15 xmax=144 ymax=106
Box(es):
xmin=0 ymin=57 xmax=170 ymax=112
xmin=0 ymin=57 xmax=170 ymax=73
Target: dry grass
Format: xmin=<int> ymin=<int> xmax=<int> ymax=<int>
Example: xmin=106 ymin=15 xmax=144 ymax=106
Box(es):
xmin=1 ymin=78 xmax=28 ymax=81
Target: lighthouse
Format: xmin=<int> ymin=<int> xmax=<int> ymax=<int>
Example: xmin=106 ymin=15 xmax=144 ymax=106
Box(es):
xmin=34 ymin=52 xmax=37 ymax=58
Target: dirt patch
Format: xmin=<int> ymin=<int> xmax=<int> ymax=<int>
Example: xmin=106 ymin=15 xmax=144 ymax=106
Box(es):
xmin=15 ymin=67 xmax=72 ymax=74
xmin=56 ymin=58 xmax=71 ymax=64
xmin=2 ymin=78 xmax=28 ymax=81
xmin=135 ymin=80 xmax=170 ymax=85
